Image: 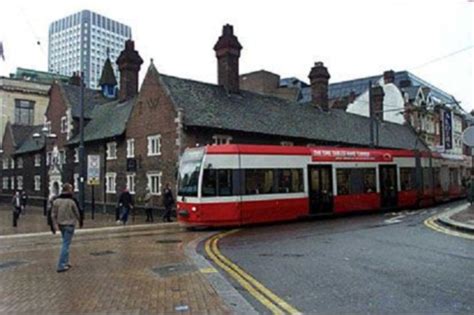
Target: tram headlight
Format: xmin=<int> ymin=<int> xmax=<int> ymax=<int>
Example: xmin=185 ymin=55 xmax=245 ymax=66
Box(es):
xmin=191 ymin=206 xmax=197 ymax=212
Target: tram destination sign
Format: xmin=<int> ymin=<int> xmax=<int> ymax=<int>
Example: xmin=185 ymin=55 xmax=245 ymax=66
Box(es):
xmin=311 ymin=149 xmax=393 ymax=162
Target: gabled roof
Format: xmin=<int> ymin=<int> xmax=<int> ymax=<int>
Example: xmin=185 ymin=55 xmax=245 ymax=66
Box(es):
xmin=10 ymin=125 xmax=40 ymax=148
xmin=159 ymin=73 xmax=428 ymax=151
xmin=98 ymin=58 xmax=118 ymax=87
xmin=14 ymin=125 xmax=45 ymax=155
xmin=60 ymin=83 xmax=110 ymax=119
xmin=68 ymin=98 xmax=136 ymax=144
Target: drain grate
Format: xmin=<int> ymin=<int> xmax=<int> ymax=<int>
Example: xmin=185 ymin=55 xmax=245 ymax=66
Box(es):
xmin=0 ymin=261 xmax=26 ymax=270
xmin=152 ymin=264 xmax=197 ymax=277
xmin=156 ymin=239 xmax=182 ymax=244
xmin=90 ymin=250 xmax=116 ymax=256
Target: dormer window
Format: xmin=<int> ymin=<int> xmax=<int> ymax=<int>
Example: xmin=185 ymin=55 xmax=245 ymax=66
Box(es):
xmin=60 ymin=116 xmax=68 ymax=133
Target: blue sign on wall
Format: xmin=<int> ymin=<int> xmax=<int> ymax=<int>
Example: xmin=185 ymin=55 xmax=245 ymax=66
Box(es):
xmin=443 ymin=111 xmax=453 ymax=150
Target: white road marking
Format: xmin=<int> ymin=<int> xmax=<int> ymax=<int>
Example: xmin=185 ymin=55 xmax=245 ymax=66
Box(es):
xmin=384 ymin=215 xmax=406 ymax=224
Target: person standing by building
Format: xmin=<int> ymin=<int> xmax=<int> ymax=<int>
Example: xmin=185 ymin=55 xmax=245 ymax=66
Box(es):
xmin=144 ymin=188 xmax=153 ymax=222
xmin=117 ymin=188 xmax=133 ymax=225
xmin=51 ymin=183 xmax=82 ymax=273
xmin=162 ymin=183 xmax=174 ymax=222
xmin=20 ymin=190 xmax=28 ymax=215
xmin=11 ymin=191 xmax=21 ymax=227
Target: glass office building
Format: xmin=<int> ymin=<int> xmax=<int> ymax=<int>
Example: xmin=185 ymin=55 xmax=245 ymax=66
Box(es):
xmin=48 ymin=10 xmax=132 ymax=89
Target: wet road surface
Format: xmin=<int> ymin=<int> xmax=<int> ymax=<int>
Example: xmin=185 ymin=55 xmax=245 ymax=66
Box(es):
xmin=213 ymin=203 xmax=474 ymax=314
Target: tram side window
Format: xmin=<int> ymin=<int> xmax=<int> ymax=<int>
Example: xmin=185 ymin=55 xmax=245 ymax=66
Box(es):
xmin=276 ymin=169 xmax=304 ymax=193
xmin=202 ymin=169 xmax=233 ymax=197
xmin=423 ymin=168 xmax=433 ymax=189
xmin=336 ymin=168 xmax=376 ymax=195
xmin=400 ymin=168 xmax=416 ymax=191
xmin=449 ymin=168 xmax=459 ymax=186
xmin=433 ymin=168 xmax=441 ymax=188
xmin=245 ymin=169 xmax=275 ymax=194
xmin=202 ymin=169 xmax=217 ymax=196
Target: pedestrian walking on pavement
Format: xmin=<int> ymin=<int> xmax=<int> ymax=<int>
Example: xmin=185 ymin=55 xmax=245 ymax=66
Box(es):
xmin=144 ymin=188 xmax=154 ymax=222
xmin=51 ymin=183 xmax=82 ymax=273
xmin=11 ymin=191 xmax=21 ymax=227
xmin=468 ymin=178 xmax=474 ymax=205
xmin=117 ymin=188 xmax=133 ymax=225
xmin=162 ymin=183 xmax=174 ymax=222
xmin=20 ymin=190 xmax=28 ymax=215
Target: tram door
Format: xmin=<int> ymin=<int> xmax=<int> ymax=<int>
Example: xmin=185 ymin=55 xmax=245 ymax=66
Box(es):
xmin=308 ymin=165 xmax=333 ymax=214
xmin=379 ymin=165 xmax=398 ymax=208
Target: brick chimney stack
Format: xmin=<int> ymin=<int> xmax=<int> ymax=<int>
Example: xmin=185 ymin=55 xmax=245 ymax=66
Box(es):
xmin=69 ymin=72 xmax=81 ymax=86
xmin=116 ymin=40 xmax=143 ymax=102
xmin=213 ymin=24 xmax=243 ymax=94
xmin=308 ymin=62 xmax=331 ymax=110
xmin=370 ymin=85 xmax=385 ymax=120
xmin=383 ymin=70 xmax=395 ymax=84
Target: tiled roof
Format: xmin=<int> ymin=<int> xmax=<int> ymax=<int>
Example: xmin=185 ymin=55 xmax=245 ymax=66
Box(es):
xmin=15 ymin=125 xmax=45 ymax=155
xmin=60 ymin=84 xmax=110 ymax=118
xmin=10 ymin=125 xmax=40 ymax=149
xmin=98 ymin=58 xmax=118 ymax=87
xmin=68 ymin=98 xmax=135 ymax=144
xmin=159 ymin=72 xmax=428 ymax=151
xmin=293 ymin=71 xmax=457 ymax=105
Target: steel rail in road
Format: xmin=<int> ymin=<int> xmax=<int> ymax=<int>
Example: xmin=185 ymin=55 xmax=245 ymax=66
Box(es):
xmin=205 ymin=230 xmax=301 ymax=315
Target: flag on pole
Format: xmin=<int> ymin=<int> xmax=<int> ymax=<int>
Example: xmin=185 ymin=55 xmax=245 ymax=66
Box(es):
xmin=0 ymin=41 xmax=5 ymax=61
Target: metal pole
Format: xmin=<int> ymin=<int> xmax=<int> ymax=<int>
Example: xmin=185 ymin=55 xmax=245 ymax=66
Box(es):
xmin=369 ymin=81 xmax=374 ymax=147
xmin=91 ymin=185 xmax=95 ymax=220
xmin=79 ymin=72 xmax=85 ymax=218
xmin=43 ymin=141 xmax=47 ymax=216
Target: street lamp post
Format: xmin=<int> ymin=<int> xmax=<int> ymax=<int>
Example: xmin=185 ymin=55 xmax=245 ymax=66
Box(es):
xmin=79 ymin=72 xmax=85 ymax=216
xmin=33 ymin=126 xmax=57 ymax=216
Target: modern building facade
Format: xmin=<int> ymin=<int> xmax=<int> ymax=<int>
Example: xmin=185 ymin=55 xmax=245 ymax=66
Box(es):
xmin=48 ymin=10 xmax=132 ymax=89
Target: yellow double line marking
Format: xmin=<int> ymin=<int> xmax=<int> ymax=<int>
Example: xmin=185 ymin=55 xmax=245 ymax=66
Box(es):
xmin=424 ymin=216 xmax=474 ymax=240
xmin=205 ymin=230 xmax=301 ymax=315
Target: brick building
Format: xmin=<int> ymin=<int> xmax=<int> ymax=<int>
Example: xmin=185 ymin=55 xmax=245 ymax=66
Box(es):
xmin=1 ymin=24 xmax=429 ymax=213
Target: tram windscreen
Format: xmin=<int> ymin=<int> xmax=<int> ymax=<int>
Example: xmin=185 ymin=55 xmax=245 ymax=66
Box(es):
xmin=178 ymin=148 xmax=204 ymax=197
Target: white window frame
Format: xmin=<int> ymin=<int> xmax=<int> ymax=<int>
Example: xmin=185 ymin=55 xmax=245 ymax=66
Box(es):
xmin=35 ymin=154 xmax=41 ymax=167
xmin=10 ymin=158 xmax=15 ymax=169
xmin=73 ymin=173 xmax=79 ymax=192
xmin=106 ymin=142 xmax=117 ymax=160
xmin=10 ymin=176 xmax=14 ymax=190
xmin=126 ymin=138 xmax=135 ymax=158
xmin=2 ymin=158 xmax=8 ymax=170
xmin=74 ymin=148 xmax=79 ymax=163
xmin=46 ymin=152 xmax=52 ymax=166
xmin=212 ymin=134 xmax=232 ymax=145
xmin=126 ymin=173 xmax=136 ymax=194
xmin=60 ymin=116 xmax=68 ymax=133
xmin=147 ymin=171 xmax=162 ymax=196
xmin=17 ymin=157 xmax=23 ymax=169
xmin=147 ymin=135 xmax=161 ymax=156
xmin=3 ymin=177 xmax=9 ymax=190
xmin=105 ymin=172 xmax=116 ymax=194
xmin=17 ymin=176 xmax=23 ymax=190
xmin=34 ymin=175 xmax=41 ymax=191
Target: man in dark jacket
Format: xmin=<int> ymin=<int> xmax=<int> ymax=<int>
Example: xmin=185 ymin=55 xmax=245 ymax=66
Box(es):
xmin=117 ymin=188 xmax=133 ymax=225
xmin=162 ymin=183 xmax=174 ymax=222
xmin=52 ymin=183 xmax=82 ymax=272
xmin=11 ymin=191 xmax=21 ymax=227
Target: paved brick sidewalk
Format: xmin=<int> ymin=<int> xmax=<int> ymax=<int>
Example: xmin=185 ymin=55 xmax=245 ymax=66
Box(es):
xmin=450 ymin=204 xmax=474 ymax=226
xmin=0 ymin=204 xmax=166 ymax=236
xmin=0 ymin=224 xmax=231 ymax=314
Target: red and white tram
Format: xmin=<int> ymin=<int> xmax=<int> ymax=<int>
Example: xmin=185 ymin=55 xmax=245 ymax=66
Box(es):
xmin=176 ymin=145 xmax=469 ymax=227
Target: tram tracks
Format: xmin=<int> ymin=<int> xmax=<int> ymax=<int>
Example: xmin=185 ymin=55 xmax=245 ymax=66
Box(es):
xmin=205 ymin=230 xmax=301 ymax=315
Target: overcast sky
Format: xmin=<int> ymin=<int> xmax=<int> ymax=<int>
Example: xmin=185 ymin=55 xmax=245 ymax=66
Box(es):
xmin=1 ymin=0 xmax=472 ymax=110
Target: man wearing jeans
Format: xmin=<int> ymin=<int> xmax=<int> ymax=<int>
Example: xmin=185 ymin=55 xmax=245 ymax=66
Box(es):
xmin=51 ymin=183 xmax=82 ymax=273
